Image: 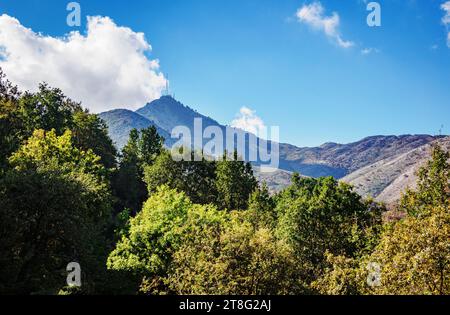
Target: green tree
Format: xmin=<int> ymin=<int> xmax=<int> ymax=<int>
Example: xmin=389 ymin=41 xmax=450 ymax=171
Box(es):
xmin=164 ymin=213 xmax=302 ymax=295
xmin=311 ymin=252 xmax=369 ymax=295
xmin=9 ymin=129 xmax=106 ymax=179
xmin=365 ymin=145 xmax=450 ymax=295
xmin=317 ymin=206 xmax=450 ymax=295
xmin=107 ymin=186 xmax=227 ymax=293
xmin=107 ymin=185 xmax=302 ymax=295
xmin=144 ymin=149 xmax=217 ymax=205
xmin=0 ymin=69 xmax=22 ymax=169
xmin=215 ymin=150 xmax=257 ymax=211
xmin=399 ymin=144 xmax=450 ymax=217
xmin=369 ymin=207 xmax=450 ymax=295
xmin=276 ymin=176 xmax=383 ymax=288
xmin=0 ymin=71 xmax=117 ymax=171
xmin=72 ymin=110 xmax=117 ymax=169
xmin=112 ymin=127 xmax=164 ymax=214
xmin=17 ymin=84 xmax=80 ymax=137
xmin=246 ymin=183 xmax=277 ymax=230
xmin=139 ymin=125 xmax=165 ymax=165
xmin=0 ymin=130 xmax=112 ymax=294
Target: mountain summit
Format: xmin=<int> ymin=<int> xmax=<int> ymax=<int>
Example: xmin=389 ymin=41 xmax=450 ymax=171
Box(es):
xmin=136 ymin=96 xmax=221 ymax=132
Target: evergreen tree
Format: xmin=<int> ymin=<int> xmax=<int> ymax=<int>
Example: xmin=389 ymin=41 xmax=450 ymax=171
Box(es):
xmin=139 ymin=125 xmax=164 ymax=165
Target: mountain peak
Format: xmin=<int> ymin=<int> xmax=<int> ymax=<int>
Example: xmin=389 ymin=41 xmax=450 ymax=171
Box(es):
xmin=150 ymin=95 xmax=181 ymax=107
xmin=136 ymin=96 xmax=220 ymax=132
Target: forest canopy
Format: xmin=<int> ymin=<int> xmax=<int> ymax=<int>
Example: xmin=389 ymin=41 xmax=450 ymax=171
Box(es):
xmin=1 ymin=69 xmax=449 ymax=295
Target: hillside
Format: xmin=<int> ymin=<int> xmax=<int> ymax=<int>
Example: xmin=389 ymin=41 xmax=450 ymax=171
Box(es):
xmin=99 ymin=109 xmax=172 ymax=149
xmin=253 ymin=167 xmax=293 ymax=193
xmin=342 ymin=137 xmax=450 ymax=204
xmin=278 ymin=135 xmax=438 ymax=177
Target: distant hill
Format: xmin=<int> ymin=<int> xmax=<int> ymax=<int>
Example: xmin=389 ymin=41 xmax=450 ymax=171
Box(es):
xmin=342 ymin=137 xmax=450 ymax=205
xmin=99 ymin=96 xmax=442 ymax=196
xmin=98 ymin=109 xmax=172 ymax=149
xmin=253 ymin=167 xmax=294 ymax=194
xmin=278 ymin=135 xmax=438 ymax=177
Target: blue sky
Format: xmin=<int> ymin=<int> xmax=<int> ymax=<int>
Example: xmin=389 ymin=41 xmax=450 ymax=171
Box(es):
xmin=0 ymin=0 xmax=449 ymax=147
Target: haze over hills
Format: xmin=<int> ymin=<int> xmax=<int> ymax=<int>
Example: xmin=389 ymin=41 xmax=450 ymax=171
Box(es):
xmin=99 ymin=95 xmax=445 ymax=203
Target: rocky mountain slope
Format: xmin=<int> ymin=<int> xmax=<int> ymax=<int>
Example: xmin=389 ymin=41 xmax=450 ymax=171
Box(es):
xmin=278 ymin=135 xmax=438 ymax=177
xmin=253 ymin=167 xmax=294 ymax=194
xmin=343 ymin=137 xmax=450 ymax=204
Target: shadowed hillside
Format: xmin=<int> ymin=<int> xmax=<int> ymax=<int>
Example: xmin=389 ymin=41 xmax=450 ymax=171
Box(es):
xmin=99 ymin=109 xmax=172 ymax=149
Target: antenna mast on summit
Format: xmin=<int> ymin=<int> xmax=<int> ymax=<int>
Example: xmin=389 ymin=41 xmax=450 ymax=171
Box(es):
xmin=165 ymin=74 xmax=170 ymax=96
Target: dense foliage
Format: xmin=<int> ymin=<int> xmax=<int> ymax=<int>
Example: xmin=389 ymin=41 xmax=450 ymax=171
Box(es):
xmin=313 ymin=145 xmax=450 ymax=295
xmin=112 ymin=127 xmax=164 ymax=215
xmin=144 ymin=150 xmax=218 ymax=206
xmin=1 ymin=68 xmax=449 ymax=295
xmin=0 ymin=130 xmax=111 ymax=294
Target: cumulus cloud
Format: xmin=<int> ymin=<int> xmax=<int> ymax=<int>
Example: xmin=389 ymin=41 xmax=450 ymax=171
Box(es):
xmin=0 ymin=14 xmax=167 ymax=113
xmin=231 ymin=107 xmax=266 ymax=136
xmin=442 ymin=1 xmax=450 ymax=47
xmin=296 ymin=2 xmax=354 ymax=48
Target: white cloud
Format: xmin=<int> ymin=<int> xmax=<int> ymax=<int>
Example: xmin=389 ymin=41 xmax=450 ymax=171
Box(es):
xmin=442 ymin=1 xmax=450 ymax=24
xmin=442 ymin=1 xmax=450 ymax=47
xmin=361 ymin=47 xmax=380 ymax=55
xmin=0 ymin=14 xmax=167 ymax=113
xmin=231 ymin=107 xmax=266 ymax=136
xmin=296 ymin=2 xmax=354 ymax=48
